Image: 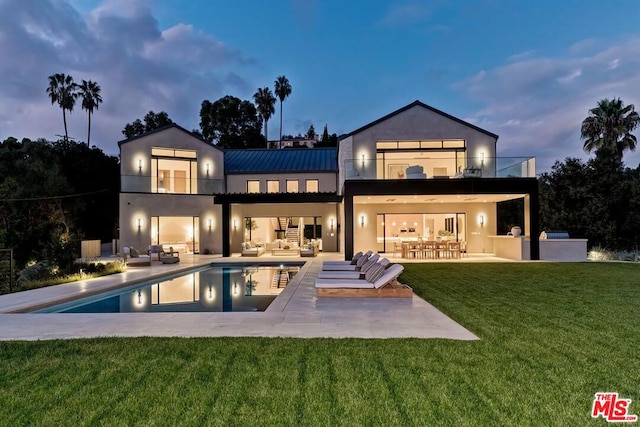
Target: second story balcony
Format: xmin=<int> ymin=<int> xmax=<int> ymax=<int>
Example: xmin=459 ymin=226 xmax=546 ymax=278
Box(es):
xmin=343 ymin=156 xmax=536 ymax=180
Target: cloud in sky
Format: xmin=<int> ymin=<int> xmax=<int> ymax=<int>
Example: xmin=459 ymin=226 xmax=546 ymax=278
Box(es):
xmin=456 ymin=38 xmax=640 ymax=172
xmin=1 ymin=0 xmax=639 ymax=175
xmin=0 ymin=0 xmax=254 ymax=152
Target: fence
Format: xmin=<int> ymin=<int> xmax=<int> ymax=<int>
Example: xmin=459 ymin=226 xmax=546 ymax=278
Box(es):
xmin=0 ymin=249 xmax=14 ymax=294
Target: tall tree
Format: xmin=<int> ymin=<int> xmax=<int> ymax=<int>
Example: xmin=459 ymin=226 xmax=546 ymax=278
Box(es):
xmin=306 ymin=124 xmax=316 ymax=139
xmin=78 ymin=80 xmax=103 ymax=146
xmin=581 ymin=98 xmax=640 ymax=165
xmin=253 ymin=87 xmax=276 ymax=142
xmin=199 ymin=96 xmax=265 ymax=149
xmin=122 ymin=111 xmax=173 ymax=139
xmin=46 ymin=73 xmax=78 ymax=142
xmin=274 ymin=75 xmax=292 ymax=148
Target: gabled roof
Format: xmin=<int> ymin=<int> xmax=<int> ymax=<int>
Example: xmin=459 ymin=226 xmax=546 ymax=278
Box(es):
xmin=117 ymin=123 xmax=221 ymax=150
xmin=224 ymin=148 xmax=337 ymax=174
xmin=340 ymin=100 xmax=499 ymax=140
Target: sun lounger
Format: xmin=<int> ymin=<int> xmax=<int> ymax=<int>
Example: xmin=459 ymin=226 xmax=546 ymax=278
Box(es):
xmin=315 ymin=264 xmax=412 ymax=298
xmin=317 ymin=258 xmax=390 ymax=279
xmin=322 ymin=250 xmax=370 ymax=267
xmin=322 ymin=253 xmax=378 ymax=271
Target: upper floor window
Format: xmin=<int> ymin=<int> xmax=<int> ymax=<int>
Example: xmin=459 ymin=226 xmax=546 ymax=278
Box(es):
xmin=267 ymin=180 xmax=280 ymax=193
xmin=151 ymin=148 xmax=197 ymax=194
xmin=286 ymin=180 xmax=298 ymax=193
xmin=247 ymin=180 xmax=260 ymax=193
xmin=305 ymin=179 xmax=319 ymax=193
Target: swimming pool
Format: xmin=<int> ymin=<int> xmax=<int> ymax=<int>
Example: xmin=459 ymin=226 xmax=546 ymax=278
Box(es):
xmin=35 ymin=263 xmax=303 ymax=313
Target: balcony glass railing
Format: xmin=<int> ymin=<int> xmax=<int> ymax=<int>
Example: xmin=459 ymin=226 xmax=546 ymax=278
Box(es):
xmin=343 ymin=156 xmax=535 ymax=180
xmin=121 ymin=174 xmax=226 ymax=194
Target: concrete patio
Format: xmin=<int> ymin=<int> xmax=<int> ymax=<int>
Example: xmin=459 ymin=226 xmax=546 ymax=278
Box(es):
xmin=0 ymin=253 xmax=481 ymax=341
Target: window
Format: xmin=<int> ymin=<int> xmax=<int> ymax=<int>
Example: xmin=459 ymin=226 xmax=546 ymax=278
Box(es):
xmin=151 ymin=150 xmax=197 ymax=194
xmin=286 ymin=180 xmax=298 ymax=193
xmin=267 ymin=180 xmax=280 ymax=193
xmin=247 ymin=180 xmax=260 ymax=193
xmin=305 ymin=179 xmax=319 ymax=193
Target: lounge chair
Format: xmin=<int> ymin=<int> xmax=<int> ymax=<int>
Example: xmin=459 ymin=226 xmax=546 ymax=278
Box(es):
xmin=159 ymin=247 xmax=180 ymax=264
xmin=315 ymin=264 xmax=412 ymax=298
xmin=123 ymin=246 xmax=151 ymax=266
xmin=322 ymin=250 xmax=369 ymax=267
xmin=322 ymin=252 xmax=377 ymax=271
xmin=317 ymin=258 xmax=390 ymax=279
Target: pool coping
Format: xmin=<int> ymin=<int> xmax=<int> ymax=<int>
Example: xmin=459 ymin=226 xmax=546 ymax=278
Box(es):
xmin=0 ymin=254 xmax=479 ymax=341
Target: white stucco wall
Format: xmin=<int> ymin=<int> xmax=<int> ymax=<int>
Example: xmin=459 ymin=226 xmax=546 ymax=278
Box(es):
xmin=120 ymin=126 xmax=225 ymax=194
xmin=344 ymin=104 xmax=498 ymax=179
xmin=119 ymin=193 xmax=222 ymax=254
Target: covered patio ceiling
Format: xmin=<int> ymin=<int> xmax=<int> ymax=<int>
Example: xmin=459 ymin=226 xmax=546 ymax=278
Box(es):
xmin=354 ymin=193 xmax=526 ymax=205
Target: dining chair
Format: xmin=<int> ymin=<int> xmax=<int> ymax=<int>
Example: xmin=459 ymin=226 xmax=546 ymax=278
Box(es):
xmin=448 ymin=241 xmax=461 ymax=259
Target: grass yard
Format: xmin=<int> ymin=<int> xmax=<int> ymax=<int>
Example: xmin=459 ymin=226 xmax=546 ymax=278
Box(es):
xmin=1 ymin=263 xmax=639 ymax=426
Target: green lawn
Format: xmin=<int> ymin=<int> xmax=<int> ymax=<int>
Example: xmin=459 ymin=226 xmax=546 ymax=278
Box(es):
xmin=1 ymin=263 xmax=638 ymax=426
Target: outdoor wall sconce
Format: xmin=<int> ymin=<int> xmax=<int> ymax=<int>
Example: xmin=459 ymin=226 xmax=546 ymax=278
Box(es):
xmin=208 ymin=219 xmax=212 ymax=232
xmin=206 ymin=163 xmax=210 ymax=176
xmin=208 ymin=285 xmax=213 ymax=300
xmin=360 ymin=215 xmax=365 ymax=228
xmin=138 ymin=159 xmax=142 ymax=173
xmin=330 ymin=219 xmax=334 ymax=232
xmin=233 ymin=219 xmax=237 ymax=231
xmin=480 ymin=215 xmax=485 ymax=227
xmin=137 ymin=217 xmax=142 ymax=231
xmin=361 ymin=154 xmax=365 ymax=167
xmin=136 ymin=289 xmax=142 ymax=305
xmin=233 ymin=281 xmax=239 ymax=296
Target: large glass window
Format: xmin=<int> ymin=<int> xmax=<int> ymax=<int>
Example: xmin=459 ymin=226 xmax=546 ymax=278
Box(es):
xmin=286 ymin=180 xmax=298 ymax=193
xmin=150 ymin=148 xmax=197 ymax=194
xmin=374 ymin=140 xmax=467 ymax=180
xmin=376 ymin=212 xmax=466 ymax=253
xmin=267 ymin=180 xmax=280 ymax=193
xmin=305 ymin=179 xmax=318 ymax=193
xmin=247 ymin=180 xmax=260 ymax=193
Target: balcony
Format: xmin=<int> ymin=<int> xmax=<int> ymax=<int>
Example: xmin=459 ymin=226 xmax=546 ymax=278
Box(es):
xmin=121 ymin=174 xmax=226 ymax=194
xmin=343 ymin=156 xmax=535 ymax=180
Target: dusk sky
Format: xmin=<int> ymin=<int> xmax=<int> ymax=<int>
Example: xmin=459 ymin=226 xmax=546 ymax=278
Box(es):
xmin=1 ymin=0 xmax=639 ymax=172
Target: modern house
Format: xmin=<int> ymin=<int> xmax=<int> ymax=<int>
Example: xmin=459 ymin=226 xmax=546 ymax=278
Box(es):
xmin=119 ymin=100 xmax=545 ymax=260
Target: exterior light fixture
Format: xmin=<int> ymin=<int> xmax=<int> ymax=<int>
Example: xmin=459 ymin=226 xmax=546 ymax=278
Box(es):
xmin=206 ymin=163 xmax=210 ymax=176
xmin=361 ymin=154 xmax=365 ymax=165
xmin=137 ymin=289 xmax=142 ymax=305
xmin=233 ymin=281 xmax=239 ymax=296
xmin=208 ymin=219 xmax=212 ymax=232
xmin=360 ymin=215 xmax=365 ymax=228
xmin=233 ymin=219 xmax=237 ymax=231
xmin=137 ymin=217 xmax=142 ymax=231
xmin=480 ymin=215 xmax=484 ymax=227
xmin=138 ymin=159 xmax=142 ymax=173
xmin=330 ymin=218 xmax=334 ymax=231
xmin=208 ymin=285 xmax=213 ymax=300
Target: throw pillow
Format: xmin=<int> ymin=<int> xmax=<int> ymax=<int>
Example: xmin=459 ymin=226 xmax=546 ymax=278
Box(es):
xmin=249 ymin=241 xmax=256 ymax=248
xmin=130 ymin=247 xmax=139 ymax=258
xmin=365 ymin=264 xmax=384 ymax=283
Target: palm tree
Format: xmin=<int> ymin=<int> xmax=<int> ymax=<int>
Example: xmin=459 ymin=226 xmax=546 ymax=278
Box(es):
xmin=274 ymin=75 xmax=292 ymax=148
xmin=253 ymin=87 xmax=276 ymax=144
xmin=78 ymin=80 xmax=103 ymax=146
xmin=581 ymin=98 xmax=640 ymax=163
xmin=46 ymin=73 xmax=78 ymax=142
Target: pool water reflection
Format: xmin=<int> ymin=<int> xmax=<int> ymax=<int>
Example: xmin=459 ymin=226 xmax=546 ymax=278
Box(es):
xmin=40 ymin=264 xmax=301 ymax=313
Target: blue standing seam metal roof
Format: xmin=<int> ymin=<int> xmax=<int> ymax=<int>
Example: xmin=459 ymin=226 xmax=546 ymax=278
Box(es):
xmin=224 ymin=148 xmax=338 ymax=174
